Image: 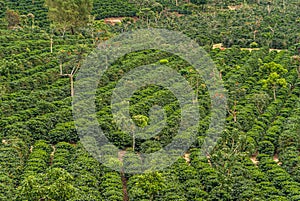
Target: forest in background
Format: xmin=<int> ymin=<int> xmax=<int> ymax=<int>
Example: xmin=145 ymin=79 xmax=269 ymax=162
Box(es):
xmin=0 ymin=0 xmax=299 ymax=200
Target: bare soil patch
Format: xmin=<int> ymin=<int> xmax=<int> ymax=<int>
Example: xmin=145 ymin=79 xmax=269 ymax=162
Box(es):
xmin=104 ymin=17 xmax=138 ymax=25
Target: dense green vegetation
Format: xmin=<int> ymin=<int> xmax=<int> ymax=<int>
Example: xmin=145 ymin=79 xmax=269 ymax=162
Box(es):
xmin=0 ymin=0 xmax=299 ymax=200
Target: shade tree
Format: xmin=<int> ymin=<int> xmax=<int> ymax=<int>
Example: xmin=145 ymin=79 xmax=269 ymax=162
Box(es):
xmin=45 ymin=0 xmax=93 ymax=35
xmin=260 ymin=61 xmax=288 ymax=100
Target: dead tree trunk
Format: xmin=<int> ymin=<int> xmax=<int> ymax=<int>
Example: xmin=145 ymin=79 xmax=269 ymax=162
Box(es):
xmin=60 ymin=64 xmax=80 ymax=97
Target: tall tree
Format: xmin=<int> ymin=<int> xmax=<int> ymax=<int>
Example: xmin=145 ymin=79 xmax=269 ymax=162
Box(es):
xmin=44 ymin=0 xmax=93 ymax=35
xmin=260 ymin=61 xmax=288 ymax=100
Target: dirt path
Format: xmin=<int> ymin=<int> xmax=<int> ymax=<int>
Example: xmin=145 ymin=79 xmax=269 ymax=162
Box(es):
xmin=249 ymin=153 xmax=282 ymax=166
xmin=104 ymin=17 xmax=138 ymax=25
xmin=228 ymin=5 xmax=243 ymax=10
xmin=118 ymin=150 xmax=126 ymax=162
xmin=121 ymin=172 xmax=129 ymax=201
xmin=118 ymin=150 xmax=129 ymax=201
xmin=212 ymin=43 xmax=286 ymax=52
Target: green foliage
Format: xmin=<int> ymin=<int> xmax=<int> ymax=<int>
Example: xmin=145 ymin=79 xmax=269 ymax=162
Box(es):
xmin=134 ymin=172 xmax=166 ymax=200
xmin=250 ymin=42 xmax=259 ymax=48
xmin=92 ymin=0 xmax=137 ymax=19
xmin=48 ymin=121 xmax=78 ymax=144
xmin=252 ymin=92 xmax=271 ymax=114
xmin=18 ymin=168 xmax=77 ymax=201
xmin=132 ymin=114 xmax=149 ymax=127
xmin=100 ymin=172 xmax=123 ymax=201
xmin=45 ymin=0 xmax=93 ymax=35
xmin=260 ymin=61 xmax=288 ymax=100
xmin=1 ymin=0 xmax=300 ymax=200
xmin=159 ymin=59 xmax=169 ymax=64
xmin=258 ymin=140 xmax=275 ymax=156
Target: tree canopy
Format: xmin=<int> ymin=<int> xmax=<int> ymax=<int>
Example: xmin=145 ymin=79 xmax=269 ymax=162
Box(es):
xmin=44 ymin=0 xmax=93 ymax=35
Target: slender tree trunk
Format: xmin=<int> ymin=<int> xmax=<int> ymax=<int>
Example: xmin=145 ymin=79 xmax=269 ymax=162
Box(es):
xmin=233 ymin=111 xmax=237 ymax=123
xmin=267 ymin=5 xmax=271 ymax=15
xmin=59 ymin=62 xmax=63 ymax=75
xmin=132 ymin=133 xmax=135 ymax=151
xmin=50 ymin=37 xmax=53 ymax=53
xmin=70 ymin=75 xmax=74 ymax=97
xmin=62 ymin=28 xmax=66 ymax=37
xmin=232 ymin=100 xmax=237 ymax=123
xmin=253 ymin=30 xmax=257 ymax=41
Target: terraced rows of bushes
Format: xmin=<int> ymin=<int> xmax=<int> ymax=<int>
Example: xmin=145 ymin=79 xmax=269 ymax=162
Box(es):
xmin=0 ymin=0 xmax=299 ymax=200
xmin=0 ymin=23 xmax=299 ymax=199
